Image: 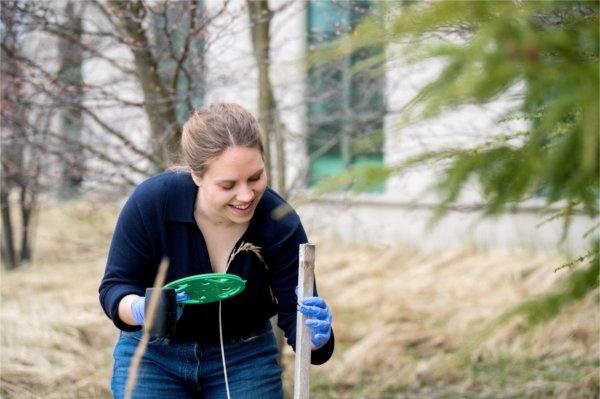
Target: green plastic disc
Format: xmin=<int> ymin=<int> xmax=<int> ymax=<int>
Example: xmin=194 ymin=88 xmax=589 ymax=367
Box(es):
xmin=164 ymin=273 xmax=246 ymax=305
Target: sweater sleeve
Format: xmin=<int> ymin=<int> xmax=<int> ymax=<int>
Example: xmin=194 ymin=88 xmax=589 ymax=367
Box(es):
xmin=264 ymin=215 xmax=335 ymax=365
xmin=98 ymin=195 xmax=157 ymax=331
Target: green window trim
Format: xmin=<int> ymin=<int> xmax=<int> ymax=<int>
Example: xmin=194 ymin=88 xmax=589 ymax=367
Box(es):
xmin=306 ymin=0 xmax=385 ymax=191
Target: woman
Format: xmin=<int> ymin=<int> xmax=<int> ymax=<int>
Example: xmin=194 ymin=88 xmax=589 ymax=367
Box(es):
xmin=99 ymin=103 xmax=334 ymax=399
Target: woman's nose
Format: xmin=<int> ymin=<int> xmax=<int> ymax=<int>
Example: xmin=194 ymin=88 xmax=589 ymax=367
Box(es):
xmin=236 ymin=186 xmax=254 ymax=203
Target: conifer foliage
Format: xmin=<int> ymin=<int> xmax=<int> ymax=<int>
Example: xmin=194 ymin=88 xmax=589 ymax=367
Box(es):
xmin=321 ymin=0 xmax=599 ymax=333
xmin=328 ymin=1 xmax=598 ymax=230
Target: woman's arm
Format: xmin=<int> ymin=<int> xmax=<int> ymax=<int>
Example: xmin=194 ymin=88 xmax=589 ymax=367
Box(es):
xmin=99 ymin=193 xmax=157 ymax=331
xmin=264 ymin=217 xmax=335 ymax=364
xmin=118 ymin=294 xmax=142 ymax=326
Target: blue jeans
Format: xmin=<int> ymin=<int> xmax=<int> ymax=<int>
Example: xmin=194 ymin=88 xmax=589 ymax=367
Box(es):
xmin=111 ymin=325 xmax=283 ymax=399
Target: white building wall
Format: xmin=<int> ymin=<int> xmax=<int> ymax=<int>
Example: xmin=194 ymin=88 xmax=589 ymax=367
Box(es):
xmin=80 ymin=3 xmax=151 ymax=190
xmin=297 ymin=198 xmax=596 ymax=254
xmin=269 ymin=0 xmax=309 ymax=195
xmin=290 ymin=12 xmax=596 ymax=252
xmin=204 ymin=1 xmax=257 ymax=110
xmin=69 ymin=0 xmax=595 ymax=252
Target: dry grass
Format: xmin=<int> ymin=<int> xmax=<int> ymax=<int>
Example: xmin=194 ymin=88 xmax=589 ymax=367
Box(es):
xmin=280 ymin=240 xmax=599 ymax=398
xmin=1 ymin=201 xmax=119 ymax=398
xmin=1 ymin=201 xmax=598 ymax=398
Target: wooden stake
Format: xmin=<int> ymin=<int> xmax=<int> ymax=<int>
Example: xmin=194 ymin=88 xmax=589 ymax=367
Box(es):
xmin=294 ymin=243 xmax=315 ymax=399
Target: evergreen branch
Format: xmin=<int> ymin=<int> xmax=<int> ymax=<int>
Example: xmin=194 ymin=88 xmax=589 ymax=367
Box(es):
xmin=554 ymin=245 xmax=599 ymax=272
xmin=583 ymin=221 xmax=600 ymax=239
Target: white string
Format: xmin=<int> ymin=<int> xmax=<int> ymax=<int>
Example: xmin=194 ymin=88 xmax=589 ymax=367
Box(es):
xmin=218 ymin=301 xmax=231 ymax=399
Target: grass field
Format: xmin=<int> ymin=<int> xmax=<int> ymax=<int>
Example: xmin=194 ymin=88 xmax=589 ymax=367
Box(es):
xmin=1 ymin=201 xmax=598 ymax=398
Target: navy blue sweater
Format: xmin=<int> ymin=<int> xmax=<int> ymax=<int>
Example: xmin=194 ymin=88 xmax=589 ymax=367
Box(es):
xmin=99 ymin=171 xmax=333 ymax=364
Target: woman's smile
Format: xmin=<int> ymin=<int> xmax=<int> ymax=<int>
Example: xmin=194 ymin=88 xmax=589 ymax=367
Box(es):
xmin=192 ymin=146 xmax=267 ymax=226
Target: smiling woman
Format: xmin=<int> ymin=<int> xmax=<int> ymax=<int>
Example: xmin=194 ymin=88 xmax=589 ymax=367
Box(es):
xmin=192 ymin=146 xmax=267 ymax=274
xmin=191 ymin=146 xmax=267 ymax=227
xmin=98 ymin=103 xmax=334 ymax=399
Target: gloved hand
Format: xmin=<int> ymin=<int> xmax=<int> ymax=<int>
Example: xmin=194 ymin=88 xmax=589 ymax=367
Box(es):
xmin=298 ymin=294 xmax=333 ymax=350
xmin=131 ymin=292 xmax=190 ymax=326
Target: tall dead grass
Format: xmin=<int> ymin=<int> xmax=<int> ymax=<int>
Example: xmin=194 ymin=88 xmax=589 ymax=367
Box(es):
xmin=283 ymin=240 xmax=599 ymax=398
xmin=1 ymin=201 xmax=119 ymax=398
xmin=1 ymin=201 xmax=598 ymax=398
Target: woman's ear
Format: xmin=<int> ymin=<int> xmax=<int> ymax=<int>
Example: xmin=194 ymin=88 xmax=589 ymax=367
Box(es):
xmin=190 ymin=172 xmax=203 ymax=187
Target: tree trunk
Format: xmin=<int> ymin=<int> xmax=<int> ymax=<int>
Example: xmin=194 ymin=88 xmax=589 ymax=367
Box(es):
xmin=58 ymin=0 xmax=84 ymax=199
xmin=1 ymin=0 xmax=42 ymax=269
xmin=1 ymin=1 xmax=23 ymax=269
xmin=0 ymin=187 xmax=17 ymax=270
xmin=247 ymin=0 xmax=287 ymax=195
xmin=247 ymin=0 xmax=289 ymax=368
xmin=18 ymin=176 xmax=38 ymax=263
xmin=109 ymin=0 xmax=179 ymax=168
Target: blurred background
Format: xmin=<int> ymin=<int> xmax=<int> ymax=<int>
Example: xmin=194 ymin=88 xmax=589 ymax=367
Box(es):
xmin=1 ymin=1 xmax=598 ymax=398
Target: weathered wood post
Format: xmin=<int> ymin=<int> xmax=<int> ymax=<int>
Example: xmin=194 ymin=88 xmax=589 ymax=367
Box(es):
xmin=294 ymin=243 xmax=315 ymax=399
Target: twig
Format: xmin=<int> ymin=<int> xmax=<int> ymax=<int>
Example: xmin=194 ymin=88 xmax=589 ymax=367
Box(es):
xmin=124 ymin=258 xmax=170 ymax=399
xmin=554 ymin=248 xmax=599 ymax=272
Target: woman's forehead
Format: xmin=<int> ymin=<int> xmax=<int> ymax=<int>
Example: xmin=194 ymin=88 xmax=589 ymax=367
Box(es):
xmin=205 ymin=146 xmax=264 ymax=176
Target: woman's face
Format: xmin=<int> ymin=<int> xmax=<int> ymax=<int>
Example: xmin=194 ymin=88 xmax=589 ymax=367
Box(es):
xmin=192 ymin=146 xmax=267 ymax=226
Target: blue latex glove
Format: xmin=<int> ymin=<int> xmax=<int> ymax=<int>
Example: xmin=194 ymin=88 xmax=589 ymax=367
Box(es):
xmin=131 ymin=292 xmax=190 ymax=326
xmin=298 ymin=294 xmax=333 ymax=350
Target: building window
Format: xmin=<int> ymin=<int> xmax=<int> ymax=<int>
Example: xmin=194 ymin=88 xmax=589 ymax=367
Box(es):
xmin=306 ymin=0 xmax=385 ymax=190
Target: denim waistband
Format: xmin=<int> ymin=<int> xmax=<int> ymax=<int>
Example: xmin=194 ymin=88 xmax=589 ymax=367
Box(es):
xmin=221 ymin=321 xmax=272 ymax=345
xmin=171 ymin=320 xmax=272 ymax=346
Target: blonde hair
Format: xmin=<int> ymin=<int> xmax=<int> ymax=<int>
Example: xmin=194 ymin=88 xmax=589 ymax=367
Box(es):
xmin=180 ymin=103 xmax=264 ymax=176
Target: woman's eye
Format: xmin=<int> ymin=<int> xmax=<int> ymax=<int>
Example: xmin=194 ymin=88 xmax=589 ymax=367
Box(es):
xmin=249 ymin=176 xmax=260 ymax=182
xmin=221 ymin=185 xmax=234 ymax=190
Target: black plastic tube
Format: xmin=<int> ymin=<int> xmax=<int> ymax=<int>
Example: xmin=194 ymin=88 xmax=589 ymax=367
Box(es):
xmin=144 ymin=287 xmax=177 ymax=338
